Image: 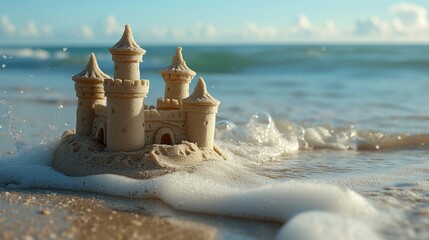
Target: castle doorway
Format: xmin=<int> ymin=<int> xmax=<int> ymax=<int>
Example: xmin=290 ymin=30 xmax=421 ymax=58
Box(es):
xmin=161 ymin=134 xmax=173 ymax=145
xmin=155 ymin=128 xmax=175 ymax=145
xmin=96 ymin=128 xmax=105 ymax=145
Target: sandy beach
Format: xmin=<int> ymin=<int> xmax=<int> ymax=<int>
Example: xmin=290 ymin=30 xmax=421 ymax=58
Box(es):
xmin=0 ymin=190 xmax=282 ymax=240
xmin=0 ymin=190 xmax=220 ymax=240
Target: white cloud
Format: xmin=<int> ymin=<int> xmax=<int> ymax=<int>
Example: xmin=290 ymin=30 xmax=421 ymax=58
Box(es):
xmin=21 ymin=20 xmax=39 ymax=37
xmin=390 ymin=3 xmax=428 ymax=33
xmin=1 ymin=15 xmax=16 ymax=35
xmin=105 ymin=15 xmax=123 ymax=36
xmin=287 ymin=14 xmax=317 ymax=37
xmin=147 ymin=22 xmax=219 ymax=41
xmin=81 ymin=25 xmax=94 ymax=39
xmin=324 ymin=20 xmax=338 ymax=35
xmin=242 ymin=22 xmax=279 ymax=39
xmin=192 ymin=21 xmax=217 ymax=38
xmin=354 ymin=16 xmax=390 ymax=35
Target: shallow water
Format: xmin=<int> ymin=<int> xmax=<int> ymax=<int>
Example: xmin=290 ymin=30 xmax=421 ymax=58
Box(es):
xmin=1 ymin=45 xmax=429 ymax=239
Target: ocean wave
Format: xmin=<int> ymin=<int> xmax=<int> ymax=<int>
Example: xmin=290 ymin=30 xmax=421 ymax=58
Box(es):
xmin=215 ymin=113 xmax=429 ymax=155
xmin=2 ymin=45 xmax=429 ymax=74
xmin=1 ymin=48 xmax=51 ymax=60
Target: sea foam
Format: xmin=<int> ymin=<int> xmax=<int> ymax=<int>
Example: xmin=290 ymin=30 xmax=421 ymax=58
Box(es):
xmin=0 ymin=136 xmax=381 ymax=240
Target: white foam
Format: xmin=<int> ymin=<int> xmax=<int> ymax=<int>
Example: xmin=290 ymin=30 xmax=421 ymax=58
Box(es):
xmin=276 ymin=211 xmax=381 ymax=240
xmin=0 ymin=141 xmax=381 ymax=239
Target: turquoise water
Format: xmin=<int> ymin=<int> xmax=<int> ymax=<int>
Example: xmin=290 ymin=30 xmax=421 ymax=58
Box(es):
xmin=1 ymin=45 xmax=429 ymax=239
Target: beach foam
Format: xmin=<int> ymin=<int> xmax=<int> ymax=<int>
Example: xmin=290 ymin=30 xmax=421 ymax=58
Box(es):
xmin=0 ymin=133 xmax=383 ymax=239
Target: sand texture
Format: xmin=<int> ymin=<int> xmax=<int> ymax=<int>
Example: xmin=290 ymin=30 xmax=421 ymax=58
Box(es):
xmin=0 ymin=190 xmax=217 ymax=240
xmin=52 ymin=130 xmax=227 ymax=179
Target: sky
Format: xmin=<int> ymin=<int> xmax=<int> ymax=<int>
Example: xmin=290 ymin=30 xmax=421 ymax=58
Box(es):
xmin=1 ymin=0 xmax=429 ymax=45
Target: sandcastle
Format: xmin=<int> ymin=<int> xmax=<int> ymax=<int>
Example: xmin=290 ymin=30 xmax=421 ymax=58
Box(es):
xmin=52 ymin=25 xmax=226 ymax=179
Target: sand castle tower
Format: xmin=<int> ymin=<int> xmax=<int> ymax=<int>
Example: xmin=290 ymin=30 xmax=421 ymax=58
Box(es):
xmin=182 ymin=77 xmax=220 ymax=149
xmin=105 ymin=25 xmax=149 ymax=152
xmin=72 ymin=53 xmax=110 ymax=136
xmin=159 ymin=47 xmax=196 ymax=110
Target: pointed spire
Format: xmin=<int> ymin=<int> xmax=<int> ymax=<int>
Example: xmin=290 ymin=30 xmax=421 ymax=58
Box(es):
xmin=161 ymin=47 xmax=196 ymax=76
xmin=183 ymin=77 xmax=219 ymax=105
xmin=72 ymin=53 xmax=110 ymax=82
xmin=109 ymin=24 xmax=146 ymax=55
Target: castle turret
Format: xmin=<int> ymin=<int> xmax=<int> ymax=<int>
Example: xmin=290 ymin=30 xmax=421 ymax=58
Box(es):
xmin=109 ymin=24 xmax=146 ymax=81
xmin=72 ymin=53 xmax=110 ymax=136
xmin=105 ymin=25 xmax=149 ymax=152
xmin=160 ymin=47 xmax=196 ymax=109
xmin=182 ymin=77 xmax=220 ymax=149
xmin=104 ymin=79 xmax=149 ymax=151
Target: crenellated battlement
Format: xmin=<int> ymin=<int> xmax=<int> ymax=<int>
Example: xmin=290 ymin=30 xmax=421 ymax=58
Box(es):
xmin=162 ymin=73 xmax=194 ymax=83
xmin=157 ymin=98 xmax=182 ymax=110
xmin=104 ymin=78 xmax=149 ymax=98
xmin=145 ymin=109 xmax=185 ymax=122
xmin=75 ymin=83 xmax=105 ymax=99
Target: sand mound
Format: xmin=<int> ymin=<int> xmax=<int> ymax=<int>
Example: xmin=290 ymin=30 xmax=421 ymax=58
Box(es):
xmin=52 ymin=130 xmax=227 ymax=179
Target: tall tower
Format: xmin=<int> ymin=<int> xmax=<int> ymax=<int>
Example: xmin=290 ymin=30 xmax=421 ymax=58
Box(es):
xmin=182 ymin=77 xmax=220 ymax=149
xmin=160 ymin=47 xmax=196 ymax=102
xmin=109 ymin=24 xmax=146 ymax=81
xmin=72 ymin=53 xmax=110 ymax=136
xmin=105 ymin=25 xmax=149 ymax=152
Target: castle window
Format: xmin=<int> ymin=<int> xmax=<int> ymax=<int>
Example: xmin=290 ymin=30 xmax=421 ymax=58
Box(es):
xmin=167 ymin=87 xmax=170 ymax=92
xmin=204 ymin=121 xmax=208 ymax=126
xmin=112 ymin=108 xmax=115 ymax=114
xmin=142 ymin=122 xmax=145 ymax=128
xmin=148 ymin=124 xmax=151 ymax=130
xmin=79 ymin=102 xmax=82 ymax=107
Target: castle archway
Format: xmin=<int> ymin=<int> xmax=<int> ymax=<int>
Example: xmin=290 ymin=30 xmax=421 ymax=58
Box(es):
xmin=96 ymin=126 xmax=106 ymax=145
xmin=155 ymin=128 xmax=175 ymax=145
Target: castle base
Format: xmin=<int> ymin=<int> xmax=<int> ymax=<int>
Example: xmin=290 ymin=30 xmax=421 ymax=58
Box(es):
xmin=52 ymin=130 xmax=227 ymax=179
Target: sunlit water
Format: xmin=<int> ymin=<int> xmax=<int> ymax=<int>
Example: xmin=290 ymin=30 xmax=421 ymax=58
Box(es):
xmin=1 ymin=45 xmax=429 ymax=239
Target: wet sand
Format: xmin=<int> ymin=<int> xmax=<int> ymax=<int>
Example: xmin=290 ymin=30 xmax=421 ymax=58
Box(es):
xmin=0 ymin=190 xmax=217 ymax=240
xmin=0 ymin=190 xmax=281 ymax=240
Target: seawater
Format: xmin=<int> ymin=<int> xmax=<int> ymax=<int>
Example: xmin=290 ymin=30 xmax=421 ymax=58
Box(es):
xmin=1 ymin=45 xmax=429 ymax=239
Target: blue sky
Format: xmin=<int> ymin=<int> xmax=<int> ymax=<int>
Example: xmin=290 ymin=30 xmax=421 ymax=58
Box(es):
xmin=1 ymin=0 xmax=429 ymax=45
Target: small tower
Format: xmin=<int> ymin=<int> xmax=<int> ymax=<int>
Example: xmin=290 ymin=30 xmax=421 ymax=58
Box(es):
xmin=160 ymin=47 xmax=196 ymax=102
xmin=182 ymin=77 xmax=220 ymax=149
xmin=72 ymin=53 xmax=110 ymax=136
xmin=109 ymin=24 xmax=146 ymax=81
xmin=105 ymin=25 xmax=149 ymax=152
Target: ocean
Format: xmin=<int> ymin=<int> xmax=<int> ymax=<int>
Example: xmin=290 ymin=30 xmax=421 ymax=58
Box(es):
xmin=1 ymin=45 xmax=429 ymax=239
